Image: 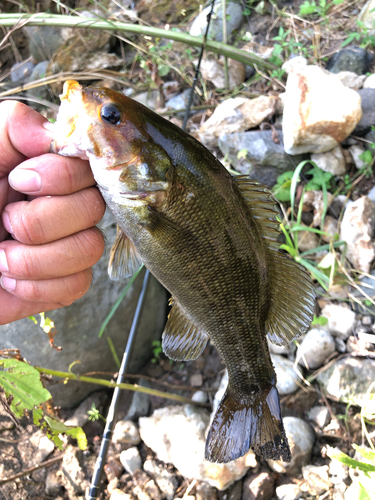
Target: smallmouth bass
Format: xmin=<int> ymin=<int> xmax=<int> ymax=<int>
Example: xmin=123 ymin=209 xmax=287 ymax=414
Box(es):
xmin=51 ymin=80 xmax=315 ymax=463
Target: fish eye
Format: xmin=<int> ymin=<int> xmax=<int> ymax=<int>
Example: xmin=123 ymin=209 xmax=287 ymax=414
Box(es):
xmin=100 ymin=103 xmax=122 ymax=125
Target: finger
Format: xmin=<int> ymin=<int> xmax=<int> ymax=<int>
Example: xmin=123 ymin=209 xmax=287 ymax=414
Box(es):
xmin=0 ymin=268 xmax=93 ymax=304
xmin=0 ymin=177 xmax=23 ymax=241
xmin=8 ymin=154 xmax=95 ymax=196
xmin=0 ymin=227 xmax=105 ymax=280
xmin=0 ymin=101 xmax=53 ymax=177
xmin=0 ymin=289 xmax=74 ymax=325
xmin=3 ymin=187 xmax=106 ymax=244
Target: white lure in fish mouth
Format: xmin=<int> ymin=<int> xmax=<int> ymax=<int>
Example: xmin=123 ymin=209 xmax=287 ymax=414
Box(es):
xmin=49 ymin=81 xmax=142 ymax=202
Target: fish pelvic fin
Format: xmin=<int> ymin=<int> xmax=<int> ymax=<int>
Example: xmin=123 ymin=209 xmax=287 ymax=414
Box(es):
xmin=108 ymin=225 xmax=143 ymax=281
xmin=205 ymin=383 xmax=291 ymax=464
xmin=233 ymin=176 xmax=315 ymax=345
xmin=162 ymin=299 xmax=209 ymax=361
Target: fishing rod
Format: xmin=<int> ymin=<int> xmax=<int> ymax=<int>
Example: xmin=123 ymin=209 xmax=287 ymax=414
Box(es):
xmin=88 ymin=1 xmax=217 ymax=497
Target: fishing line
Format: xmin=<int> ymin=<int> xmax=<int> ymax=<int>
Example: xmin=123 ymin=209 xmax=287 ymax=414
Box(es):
xmin=88 ymin=2 xmax=216 ymax=497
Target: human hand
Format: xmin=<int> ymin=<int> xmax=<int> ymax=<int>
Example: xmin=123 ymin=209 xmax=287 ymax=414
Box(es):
xmin=0 ymin=101 xmax=106 ymax=325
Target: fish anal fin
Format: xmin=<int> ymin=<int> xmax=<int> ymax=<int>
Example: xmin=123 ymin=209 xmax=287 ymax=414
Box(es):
xmin=108 ymin=225 xmax=143 ymax=281
xmin=162 ymin=301 xmax=209 ymax=361
xmin=234 ymin=176 xmax=315 ymax=345
xmin=205 ymin=383 xmax=291 ymax=463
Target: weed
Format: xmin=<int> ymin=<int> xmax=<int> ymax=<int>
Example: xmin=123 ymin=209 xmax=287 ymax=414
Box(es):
xmin=87 ymin=403 xmax=107 ymax=423
xmin=327 ymin=441 xmax=375 ymax=498
xmin=0 ymin=358 xmax=87 ymax=450
xmin=151 ymin=340 xmax=163 ymax=363
xmin=269 ymin=27 xmax=308 ymax=68
xmin=342 ymin=20 xmax=375 ymax=49
xmin=276 ymin=161 xmax=345 ymax=290
xmin=242 ymin=0 xmax=258 ymax=16
xmin=299 ymin=0 xmax=345 ymax=20
xmin=272 ymin=171 xmax=294 ymax=202
xmin=305 ymin=165 xmax=333 ymax=191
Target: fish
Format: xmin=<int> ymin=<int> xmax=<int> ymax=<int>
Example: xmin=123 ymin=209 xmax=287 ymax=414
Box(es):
xmin=51 ymin=80 xmax=315 ymax=464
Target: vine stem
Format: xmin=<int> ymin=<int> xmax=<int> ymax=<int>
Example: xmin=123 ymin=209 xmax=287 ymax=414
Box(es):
xmin=35 ymin=366 xmax=209 ymax=407
xmin=0 ymin=13 xmax=276 ymax=71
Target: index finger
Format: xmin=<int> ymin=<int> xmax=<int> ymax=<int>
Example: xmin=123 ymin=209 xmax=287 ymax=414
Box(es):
xmin=0 ymin=100 xmax=53 ymax=177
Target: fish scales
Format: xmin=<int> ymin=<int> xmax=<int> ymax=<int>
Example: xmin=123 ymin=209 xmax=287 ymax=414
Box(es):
xmin=52 ymin=80 xmax=315 ymax=464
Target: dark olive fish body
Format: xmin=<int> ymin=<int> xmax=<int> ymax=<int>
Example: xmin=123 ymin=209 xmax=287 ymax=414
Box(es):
xmin=53 ymin=81 xmax=315 ymax=463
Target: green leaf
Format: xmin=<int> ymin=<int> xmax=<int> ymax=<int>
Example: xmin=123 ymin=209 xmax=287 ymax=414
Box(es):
xmin=0 ymin=359 xmax=51 ymax=418
xmin=28 ymin=316 xmax=38 ymax=324
xmin=299 ymin=0 xmax=318 ymax=16
xmin=44 ymin=415 xmax=87 ymax=450
xmin=311 ymin=315 xmax=328 ymax=326
xmin=360 ymin=150 xmax=373 ymax=166
xmin=237 ymin=148 xmax=248 ymax=160
xmin=158 ymin=64 xmax=171 ymax=77
xmin=353 ymin=445 xmax=375 ymax=463
xmin=327 ymin=446 xmax=375 ymax=473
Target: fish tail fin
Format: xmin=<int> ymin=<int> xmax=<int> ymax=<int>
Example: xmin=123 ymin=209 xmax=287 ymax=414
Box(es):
xmin=205 ymin=383 xmax=291 ymax=463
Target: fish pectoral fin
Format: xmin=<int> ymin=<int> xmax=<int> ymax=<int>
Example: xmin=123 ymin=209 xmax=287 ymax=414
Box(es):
xmin=205 ymin=383 xmax=291 ymax=464
xmin=162 ymin=300 xmax=209 ymax=361
xmin=266 ymin=249 xmax=315 ymax=346
xmin=108 ymin=225 xmax=143 ymax=281
xmin=234 ymin=176 xmax=315 ymax=345
xmin=145 ymin=207 xmax=181 ymax=237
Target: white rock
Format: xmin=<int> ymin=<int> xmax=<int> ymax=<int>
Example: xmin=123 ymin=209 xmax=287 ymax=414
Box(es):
xmin=268 ymin=417 xmax=315 ymax=474
xmin=302 ymin=464 xmax=330 ymax=495
xmin=110 ymin=490 xmax=133 ymax=500
xmin=296 ymin=227 xmax=320 ymax=252
xmin=282 ymin=56 xmax=307 ymax=73
xmin=199 ymin=95 xmax=278 ymax=148
xmin=275 ymin=483 xmax=301 ymax=500
xmin=363 ymin=73 xmax=375 ymax=88
xmin=322 ymin=215 xmax=339 ymax=243
xmin=309 ymin=406 xmax=330 ymax=428
xmin=311 ymin=145 xmax=346 ymax=175
xmin=190 ymin=2 xmax=243 ymax=41
xmin=191 ymin=390 xmax=208 ymax=404
xmin=267 ymin=338 xmax=295 ymax=356
xmin=139 ymin=404 xmax=254 ymax=490
xmin=271 ymin=354 xmax=302 ymax=395
xmin=367 ymin=184 xmax=375 ymax=203
xmin=303 ymin=190 xmax=334 ymax=227
xmin=282 ymin=64 xmax=362 ymax=154
xmin=317 ymin=357 xmax=375 ymax=406
xmin=321 ymin=304 xmax=356 ymax=340
xmin=211 ymin=369 xmax=228 ymax=417
xmin=113 ymin=420 xmax=141 ymax=445
xmin=120 ymin=447 xmax=142 ymax=475
xmin=329 ymin=448 xmax=350 ymax=485
xmin=296 ymin=328 xmax=336 ymax=370
xmin=336 ymin=71 xmax=366 ymax=90
xmin=144 ymin=459 xmax=177 ymax=500
xmin=348 ymin=144 xmax=367 ymax=169
xmin=358 ymin=0 xmax=375 ymax=31
xmin=340 ymin=195 xmax=375 ymax=273
xmin=200 ymin=58 xmax=245 ymax=90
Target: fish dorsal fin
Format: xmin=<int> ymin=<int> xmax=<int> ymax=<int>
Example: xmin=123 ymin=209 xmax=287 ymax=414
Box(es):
xmin=233 ymin=176 xmax=315 ymax=346
xmin=162 ymin=299 xmax=209 ymax=361
xmin=108 ymin=225 xmax=143 ymax=281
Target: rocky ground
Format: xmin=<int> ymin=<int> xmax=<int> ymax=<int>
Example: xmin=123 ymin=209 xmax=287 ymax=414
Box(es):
xmin=1 ymin=0 xmax=375 ymax=499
